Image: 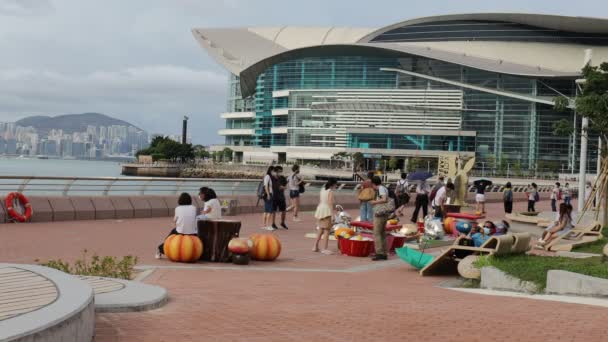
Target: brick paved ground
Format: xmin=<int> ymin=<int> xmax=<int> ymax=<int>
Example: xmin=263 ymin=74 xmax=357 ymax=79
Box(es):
xmin=3 ymin=198 xmax=607 ymax=342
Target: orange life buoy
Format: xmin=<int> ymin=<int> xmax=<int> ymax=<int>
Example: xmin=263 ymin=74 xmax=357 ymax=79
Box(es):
xmin=5 ymin=192 xmax=33 ymax=223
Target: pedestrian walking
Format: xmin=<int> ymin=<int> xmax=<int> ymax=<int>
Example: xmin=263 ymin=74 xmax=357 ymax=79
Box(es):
xmin=261 ymin=166 xmax=275 ymax=230
xmin=271 ymin=165 xmax=288 ymax=230
xmin=313 ymin=178 xmax=337 ymax=255
xmin=503 ymin=182 xmax=513 ymax=214
xmin=394 ymin=173 xmax=410 ymax=216
xmin=550 ymin=182 xmax=561 ymax=212
xmin=527 ymin=183 xmax=539 ymax=212
xmin=370 ymin=176 xmax=392 ymax=261
xmin=286 ymin=164 xmax=303 ymax=221
xmin=357 ymin=171 xmax=375 ymax=222
xmin=410 ymin=180 xmax=430 ymax=223
xmin=563 ymin=183 xmax=571 ymax=205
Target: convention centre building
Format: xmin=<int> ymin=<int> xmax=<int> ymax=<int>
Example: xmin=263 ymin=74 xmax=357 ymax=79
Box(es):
xmin=193 ymin=13 xmax=607 ymax=172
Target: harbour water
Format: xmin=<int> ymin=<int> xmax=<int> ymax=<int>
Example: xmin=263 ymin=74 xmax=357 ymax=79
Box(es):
xmin=0 ymin=157 xmax=122 ymax=177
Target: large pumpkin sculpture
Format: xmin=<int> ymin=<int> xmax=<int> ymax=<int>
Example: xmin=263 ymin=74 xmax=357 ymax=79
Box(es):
xmin=163 ymin=234 xmax=203 ymax=263
xmin=249 ymin=234 xmax=282 ymax=261
xmin=443 ymin=217 xmax=456 ymax=234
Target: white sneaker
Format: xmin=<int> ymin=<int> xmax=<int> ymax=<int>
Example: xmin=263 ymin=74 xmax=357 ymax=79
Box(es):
xmin=293 ymin=217 xmax=302 ymax=222
xmin=155 ymin=251 xmax=162 ymax=259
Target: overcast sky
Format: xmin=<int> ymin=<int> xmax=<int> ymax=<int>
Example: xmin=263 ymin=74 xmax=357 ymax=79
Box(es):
xmin=1 ymin=0 xmax=607 ymax=144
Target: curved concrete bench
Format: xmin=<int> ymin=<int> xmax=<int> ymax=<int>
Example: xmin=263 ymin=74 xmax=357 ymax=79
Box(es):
xmin=0 ymin=264 xmax=95 ymax=342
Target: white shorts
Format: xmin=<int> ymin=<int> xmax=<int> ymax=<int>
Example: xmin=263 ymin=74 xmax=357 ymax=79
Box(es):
xmin=475 ymin=194 xmax=486 ymax=203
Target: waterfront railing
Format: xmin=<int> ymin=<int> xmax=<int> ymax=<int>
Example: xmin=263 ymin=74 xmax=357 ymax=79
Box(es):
xmin=0 ymin=176 xmax=358 ymax=196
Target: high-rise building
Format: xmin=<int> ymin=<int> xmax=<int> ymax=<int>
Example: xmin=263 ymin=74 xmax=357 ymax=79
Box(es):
xmin=193 ymin=13 xmax=606 ymax=171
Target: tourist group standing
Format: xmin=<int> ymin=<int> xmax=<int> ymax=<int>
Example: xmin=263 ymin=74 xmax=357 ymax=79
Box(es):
xmin=261 ymin=165 xmax=304 ymax=230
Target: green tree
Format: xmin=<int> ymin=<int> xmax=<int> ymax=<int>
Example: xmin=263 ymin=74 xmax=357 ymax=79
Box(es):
xmin=388 ymin=157 xmax=398 ymax=171
xmin=193 ymin=145 xmax=210 ymax=159
xmin=555 ymin=62 xmax=608 ymax=226
xmin=222 ymin=147 xmax=234 ymax=162
xmin=352 ymin=152 xmax=364 ymax=170
xmin=408 ymin=157 xmax=423 ymax=172
xmin=135 ymin=136 xmax=194 ymax=162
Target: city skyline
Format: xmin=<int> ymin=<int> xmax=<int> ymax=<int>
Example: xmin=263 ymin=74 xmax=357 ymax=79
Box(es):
xmin=0 ymin=119 xmax=149 ymax=159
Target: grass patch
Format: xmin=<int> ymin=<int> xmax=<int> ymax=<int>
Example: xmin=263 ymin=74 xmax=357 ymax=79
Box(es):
xmin=572 ymin=228 xmax=608 ymax=254
xmin=37 ymin=250 xmax=138 ymax=280
xmin=475 ymin=254 xmax=608 ymax=290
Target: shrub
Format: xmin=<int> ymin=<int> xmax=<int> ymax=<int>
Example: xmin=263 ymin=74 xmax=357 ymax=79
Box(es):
xmin=37 ymin=250 xmax=138 ymax=280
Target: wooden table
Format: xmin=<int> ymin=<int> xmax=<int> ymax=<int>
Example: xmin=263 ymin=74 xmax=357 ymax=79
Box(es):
xmin=197 ymin=220 xmax=241 ymax=262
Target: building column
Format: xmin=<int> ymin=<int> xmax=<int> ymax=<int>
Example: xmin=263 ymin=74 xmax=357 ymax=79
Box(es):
xmin=528 ymin=81 xmax=538 ymax=170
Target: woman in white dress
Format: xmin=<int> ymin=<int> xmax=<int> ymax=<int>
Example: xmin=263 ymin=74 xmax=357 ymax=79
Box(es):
xmin=313 ymin=178 xmax=338 ymax=254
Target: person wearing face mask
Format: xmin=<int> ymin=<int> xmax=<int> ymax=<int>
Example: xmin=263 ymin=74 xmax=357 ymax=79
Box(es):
xmin=463 ymin=221 xmax=495 ymax=247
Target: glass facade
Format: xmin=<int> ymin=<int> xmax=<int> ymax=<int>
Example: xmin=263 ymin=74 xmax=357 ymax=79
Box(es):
xmin=348 ymin=134 xmax=476 ymax=152
xmin=223 ymin=53 xmax=597 ymax=172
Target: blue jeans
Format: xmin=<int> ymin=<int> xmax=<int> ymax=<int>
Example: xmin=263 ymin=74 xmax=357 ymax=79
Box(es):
xmin=360 ymin=201 xmax=373 ymax=222
xmin=564 ymin=196 xmax=571 ymax=205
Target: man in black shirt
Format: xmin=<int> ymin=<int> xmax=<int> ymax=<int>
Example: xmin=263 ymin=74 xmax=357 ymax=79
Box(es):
xmin=271 ymin=166 xmax=289 ymax=230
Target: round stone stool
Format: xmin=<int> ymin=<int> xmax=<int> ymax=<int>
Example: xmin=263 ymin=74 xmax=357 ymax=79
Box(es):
xmin=457 ymin=255 xmax=481 ymax=280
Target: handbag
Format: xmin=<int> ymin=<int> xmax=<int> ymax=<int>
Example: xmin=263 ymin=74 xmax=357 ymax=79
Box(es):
xmin=298 ymin=183 xmax=305 ymax=194
xmin=358 ymin=188 xmax=376 ymax=202
xmin=373 ymin=187 xmax=395 ymax=216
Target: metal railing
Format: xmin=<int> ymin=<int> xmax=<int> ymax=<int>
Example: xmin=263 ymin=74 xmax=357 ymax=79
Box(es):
xmin=0 ymin=175 xmax=578 ymax=197
xmin=0 ymin=176 xmax=359 ymax=197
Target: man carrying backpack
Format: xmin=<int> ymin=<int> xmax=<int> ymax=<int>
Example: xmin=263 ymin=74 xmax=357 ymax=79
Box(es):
xmin=395 ymin=173 xmax=409 ymax=216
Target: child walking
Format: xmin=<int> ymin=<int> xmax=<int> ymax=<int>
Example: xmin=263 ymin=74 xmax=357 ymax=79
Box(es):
xmin=313 ymin=178 xmax=337 ymax=255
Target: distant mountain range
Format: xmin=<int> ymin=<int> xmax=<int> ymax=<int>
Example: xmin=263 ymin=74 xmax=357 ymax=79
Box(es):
xmin=15 ymin=113 xmax=143 ymax=135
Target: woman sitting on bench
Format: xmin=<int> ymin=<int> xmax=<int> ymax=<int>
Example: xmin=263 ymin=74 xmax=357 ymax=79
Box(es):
xmin=537 ymin=203 xmax=573 ymax=247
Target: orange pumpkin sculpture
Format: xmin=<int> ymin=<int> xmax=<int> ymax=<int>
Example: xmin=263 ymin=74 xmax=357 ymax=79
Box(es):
xmin=443 ymin=217 xmax=456 ymax=235
xmin=163 ymin=234 xmax=203 ymax=263
xmin=249 ymin=234 xmax=281 ymax=261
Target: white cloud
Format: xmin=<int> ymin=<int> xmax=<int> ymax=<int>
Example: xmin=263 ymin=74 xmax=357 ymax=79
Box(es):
xmin=0 ymin=0 xmax=53 ymax=16
xmin=0 ymin=65 xmax=228 ymax=143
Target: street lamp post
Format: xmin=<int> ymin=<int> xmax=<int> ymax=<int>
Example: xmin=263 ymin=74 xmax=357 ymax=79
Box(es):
xmin=481 ymin=162 xmax=486 ymax=177
xmin=507 ymin=163 xmax=511 ymax=179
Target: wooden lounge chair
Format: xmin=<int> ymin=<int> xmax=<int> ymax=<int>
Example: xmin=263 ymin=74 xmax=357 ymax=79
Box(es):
xmin=510 ymin=233 xmax=532 ymax=254
xmin=545 ymin=221 xmax=603 ymax=252
xmin=420 ymin=235 xmax=513 ymax=276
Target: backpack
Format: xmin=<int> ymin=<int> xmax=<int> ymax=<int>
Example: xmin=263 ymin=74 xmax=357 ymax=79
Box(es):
xmin=256 ymin=181 xmax=266 ymax=199
xmin=396 ymin=180 xmax=407 ymax=194
xmin=534 ymin=192 xmax=540 ymax=202
xmin=429 ymin=187 xmax=439 ymax=202
xmin=557 ymin=189 xmax=562 ymax=201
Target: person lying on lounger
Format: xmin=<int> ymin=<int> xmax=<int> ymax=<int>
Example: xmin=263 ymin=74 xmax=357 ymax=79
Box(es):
xmin=460 ymin=221 xmax=496 ymax=247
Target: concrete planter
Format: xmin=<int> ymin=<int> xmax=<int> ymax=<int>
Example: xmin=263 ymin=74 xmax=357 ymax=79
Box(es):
xmin=480 ymin=267 xmax=539 ymax=293
xmin=480 ymin=267 xmax=608 ymax=298
xmin=546 ymin=271 xmax=608 ymax=298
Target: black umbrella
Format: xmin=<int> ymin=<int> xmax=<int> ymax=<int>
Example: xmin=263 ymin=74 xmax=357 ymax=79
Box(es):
xmin=407 ymin=171 xmax=433 ymax=182
xmin=474 ymin=179 xmax=493 ymax=187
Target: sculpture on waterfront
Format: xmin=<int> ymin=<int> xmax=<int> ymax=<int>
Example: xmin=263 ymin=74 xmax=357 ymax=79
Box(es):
xmin=438 ymin=155 xmax=475 ymax=206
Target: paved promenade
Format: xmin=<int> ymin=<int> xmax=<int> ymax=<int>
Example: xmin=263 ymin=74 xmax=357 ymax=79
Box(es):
xmin=2 ymin=198 xmax=608 ymax=341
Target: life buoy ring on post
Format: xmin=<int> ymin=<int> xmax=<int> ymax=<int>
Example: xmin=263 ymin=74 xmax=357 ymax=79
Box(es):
xmin=5 ymin=192 xmax=33 ymax=223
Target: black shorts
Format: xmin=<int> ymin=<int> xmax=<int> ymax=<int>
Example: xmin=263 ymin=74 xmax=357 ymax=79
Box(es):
xmin=273 ymin=196 xmax=287 ymax=212
xmin=289 ymin=190 xmax=300 ymax=199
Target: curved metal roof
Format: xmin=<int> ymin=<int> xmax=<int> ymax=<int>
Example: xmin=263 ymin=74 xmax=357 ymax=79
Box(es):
xmin=358 ymin=13 xmax=608 ymax=43
xmin=192 ymin=14 xmax=608 ymax=97
xmin=238 ymin=43 xmax=579 ymax=97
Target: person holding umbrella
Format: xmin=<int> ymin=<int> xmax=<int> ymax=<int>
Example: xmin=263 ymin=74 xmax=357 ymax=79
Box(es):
xmin=474 ymin=179 xmax=492 ymax=214
xmin=408 ymin=171 xmax=432 ymax=223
